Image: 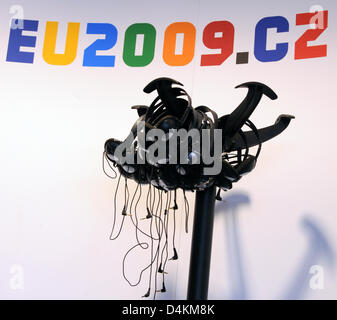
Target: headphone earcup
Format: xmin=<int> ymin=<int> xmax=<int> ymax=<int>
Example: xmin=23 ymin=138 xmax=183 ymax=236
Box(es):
xmin=155 ymin=115 xmax=180 ymax=133
xmin=118 ymin=164 xmax=136 ymax=179
xmin=175 ymin=164 xmax=203 ymax=189
xmin=104 ymin=138 xmax=122 ymax=163
xmin=235 ymin=155 xmax=256 ymax=176
xmin=157 ymin=165 xmax=179 ymax=190
xmin=220 ymin=159 xmax=240 ymax=181
xmin=133 ymin=165 xmax=149 ymax=184
xmin=216 ymin=176 xmax=233 ymax=190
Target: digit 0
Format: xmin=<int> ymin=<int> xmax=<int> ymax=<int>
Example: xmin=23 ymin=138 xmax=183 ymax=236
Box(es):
xmin=163 ymin=22 xmax=196 ymax=66
xmin=123 ymin=23 xmax=156 ymax=67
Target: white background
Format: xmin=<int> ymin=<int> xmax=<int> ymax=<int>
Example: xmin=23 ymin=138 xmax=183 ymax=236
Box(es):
xmin=0 ymin=0 xmax=336 ymax=299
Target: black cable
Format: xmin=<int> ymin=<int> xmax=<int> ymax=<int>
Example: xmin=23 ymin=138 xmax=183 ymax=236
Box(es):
xmin=162 ymin=191 xmax=171 ymax=286
xmin=183 ymin=190 xmax=189 ymax=233
xmin=131 ymin=183 xmax=152 ymax=245
xmin=130 ymin=181 xmax=162 ymax=241
xmin=109 ymin=173 xmax=123 ymax=240
xmin=102 ymin=151 xmax=117 ymax=179
xmin=124 ymin=177 xmax=130 ymax=211
xmin=121 ymin=183 xmax=164 ymax=294
xmin=122 ymin=240 xmax=161 ymax=287
xmin=170 ymin=189 xmax=178 ymax=260
xmin=245 ymin=119 xmax=262 ymax=158
xmin=110 ymin=176 xmax=130 ymax=240
xmin=159 ymin=191 xmax=170 ymax=270
xmin=153 ymin=189 xmax=162 ymax=300
xmin=129 ymin=183 xmax=149 ymax=248
xmin=238 ymin=129 xmax=249 ymax=162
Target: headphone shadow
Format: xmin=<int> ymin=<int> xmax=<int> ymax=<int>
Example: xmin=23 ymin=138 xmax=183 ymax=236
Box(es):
xmin=281 ymin=216 xmax=335 ymax=299
xmin=215 ymin=193 xmax=335 ymax=300
xmin=215 ymin=192 xmax=251 ymax=300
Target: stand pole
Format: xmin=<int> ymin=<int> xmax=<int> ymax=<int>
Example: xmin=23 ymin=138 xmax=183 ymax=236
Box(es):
xmin=187 ymin=185 xmax=216 ymax=300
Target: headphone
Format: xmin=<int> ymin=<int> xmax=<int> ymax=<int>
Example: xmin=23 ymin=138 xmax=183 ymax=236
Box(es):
xmin=104 ymin=77 xmax=294 ymax=194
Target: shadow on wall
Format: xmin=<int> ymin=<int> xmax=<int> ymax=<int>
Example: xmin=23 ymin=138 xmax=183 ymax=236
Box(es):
xmin=215 ymin=193 xmax=250 ymax=300
xmin=281 ymin=216 xmax=335 ymax=299
xmin=215 ymin=192 xmax=335 ymax=300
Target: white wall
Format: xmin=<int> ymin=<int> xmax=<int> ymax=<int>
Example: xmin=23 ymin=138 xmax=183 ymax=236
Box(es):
xmin=0 ymin=0 xmax=336 ymax=299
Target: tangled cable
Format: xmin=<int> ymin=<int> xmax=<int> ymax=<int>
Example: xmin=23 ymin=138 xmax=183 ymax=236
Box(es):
xmin=103 ymin=153 xmax=190 ymax=299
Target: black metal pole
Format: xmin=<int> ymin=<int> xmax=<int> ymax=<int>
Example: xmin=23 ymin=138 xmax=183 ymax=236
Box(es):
xmin=187 ymin=185 xmax=216 ymax=300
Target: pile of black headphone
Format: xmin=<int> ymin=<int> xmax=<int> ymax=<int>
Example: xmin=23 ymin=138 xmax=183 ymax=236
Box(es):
xmin=104 ymin=77 xmax=294 ymax=196
xmin=103 ymin=77 xmax=294 ymax=299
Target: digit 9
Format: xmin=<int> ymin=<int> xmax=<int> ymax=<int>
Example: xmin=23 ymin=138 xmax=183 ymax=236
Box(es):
xmin=201 ymin=20 xmax=235 ymax=66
